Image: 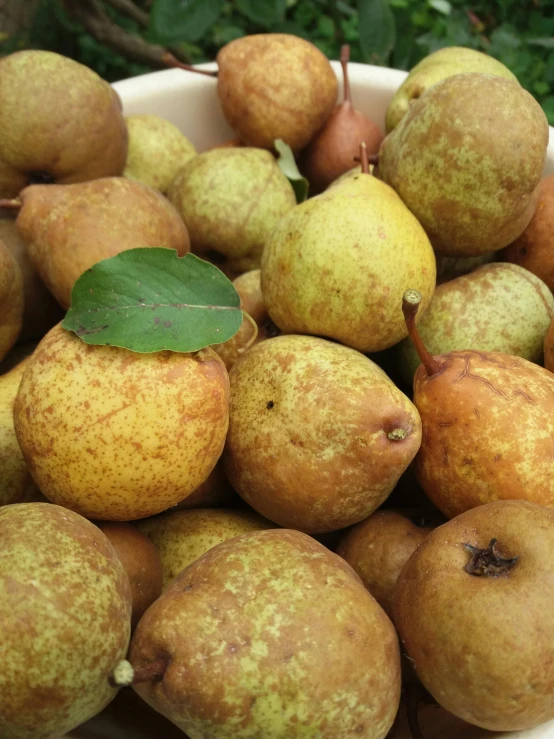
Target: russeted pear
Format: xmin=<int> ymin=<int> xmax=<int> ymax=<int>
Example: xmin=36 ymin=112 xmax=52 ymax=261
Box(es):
xmin=402 ymin=289 xmax=554 ymax=518
xmin=136 ymin=508 xmax=276 ymax=589
xmin=13 ymin=323 xmax=230 ymax=521
xmin=380 ymin=74 xmax=549 ymax=256
xmin=168 ymin=148 xmax=296 ymax=273
xmin=0 ymin=50 xmax=127 ymax=198
xmin=396 ymin=263 xmax=554 ymax=383
xmin=261 ymin=162 xmax=436 ymax=353
xmin=0 ymin=237 xmax=23 ymax=361
xmin=128 ymin=529 xmax=401 ymax=739
xmin=124 ymin=115 xmax=196 ymax=194
xmin=223 ymin=335 xmax=422 ymax=533
xmin=216 ymin=34 xmax=338 ymax=153
xmin=385 ymin=46 xmax=517 ymax=132
xmin=0 ymin=502 xmax=131 ymax=738
xmin=15 ymin=177 xmax=190 ymax=308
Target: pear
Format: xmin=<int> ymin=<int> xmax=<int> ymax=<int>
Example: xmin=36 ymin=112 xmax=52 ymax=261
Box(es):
xmin=0 ymin=502 xmax=131 ymax=738
xmin=168 ymin=148 xmax=296 ymax=273
xmin=261 ymin=161 xmax=436 ymax=353
xmin=0 ymin=237 xmax=23 ymax=361
xmin=300 ymin=44 xmax=383 ymax=193
xmin=396 ymin=263 xmax=554 ymax=384
xmin=216 ymin=34 xmax=338 ymax=153
xmin=401 ymin=289 xmax=554 ymax=518
xmin=0 ymin=217 xmax=63 ymax=341
xmin=380 ymin=74 xmax=549 ymax=256
xmin=97 ymin=522 xmax=163 ymax=629
xmin=545 ymin=316 xmax=554 ymax=373
xmin=128 ymin=529 xmax=401 ymax=739
xmin=502 ymin=174 xmax=554 ymax=291
xmin=336 ymin=509 xmax=437 ymax=617
xmin=124 ymin=114 xmax=196 ymax=194
xmin=13 ymin=323 xmax=230 ymax=521
xmin=223 ymin=334 xmax=422 ymax=533
xmin=173 ymin=460 xmax=239 ymax=510
xmin=0 ymin=50 xmax=127 ymax=198
xmin=385 ymin=46 xmax=517 ymax=132
xmin=15 ymin=177 xmax=190 ymax=308
xmin=393 ymin=500 xmax=554 ymax=731
xmin=136 ymin=508 xmax=276 ymax=590
xmin=435 ymin=250 xmax=495 ymax=284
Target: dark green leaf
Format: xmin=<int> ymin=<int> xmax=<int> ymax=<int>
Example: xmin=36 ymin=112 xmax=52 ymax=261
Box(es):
xmin=148 ymin=0 xmax=225 ymax=44
xmin=235 ymin=0 xmax=287 ymax=26
xmin=275 ymin=139 xmax=309 ymax=203
xmin=358 ymin=0 xmax=396 ymax=64
xmin=62 ymin=249 xmax=242 ymax=354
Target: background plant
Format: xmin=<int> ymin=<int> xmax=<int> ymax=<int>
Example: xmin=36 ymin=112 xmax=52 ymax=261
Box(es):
xmin=2 ymin=0 xmax=554 ymax=123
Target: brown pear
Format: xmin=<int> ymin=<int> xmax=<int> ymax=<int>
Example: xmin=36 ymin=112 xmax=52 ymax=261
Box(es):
xmin=15 ymin=178 xmax=190 ymax=308
xmin=173 ymin=459 xmax=238 ymax=510
xmin=0 ymin=237 xmax=23 ymax=361
xmin=300 ymin=45 xmax=384 ymax=193
xmin=216 ymin=34 xmax=338 ymax=153
xmin=402 ymin=289 xmax=554 ymax=518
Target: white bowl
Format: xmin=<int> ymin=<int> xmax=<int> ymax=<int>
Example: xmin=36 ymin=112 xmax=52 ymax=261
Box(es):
xmin=65 ymin=62 xmax=554 ymax=739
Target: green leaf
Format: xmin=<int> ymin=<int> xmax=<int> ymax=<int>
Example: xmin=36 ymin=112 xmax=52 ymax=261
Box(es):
xmin=235 ymin=0 xmax=287 ymax=26
xmin=148 ymin=0 xmax=225 ymax=44
xmin=428 ymin=0 xmax=451 ymax=15
xmin=527 ymin=37 xmax=554 ymax=49
xmin=274 ymin=139 xmax=309 ymax=203
xmin=62 ymin=249 xmax=243 ymax=354
xmin=358 ymin=0 xmax=396 ymax=65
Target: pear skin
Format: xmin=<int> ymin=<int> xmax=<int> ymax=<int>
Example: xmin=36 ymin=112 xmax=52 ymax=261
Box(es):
xmin=0 ymin=237 xmax=23 ymax=361
xmin=173 ymin=459 xmax=238 ymax=510
xmin=545 ymin=316 xmax=554 ymax=373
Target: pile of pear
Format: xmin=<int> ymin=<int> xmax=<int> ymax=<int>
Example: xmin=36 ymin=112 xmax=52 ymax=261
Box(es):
xmin=2 ymin=34 xmax=554 ymax=739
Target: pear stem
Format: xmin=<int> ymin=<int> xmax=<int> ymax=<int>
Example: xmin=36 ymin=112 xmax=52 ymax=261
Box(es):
xmin=0 ymin=197 xmax=22 ymax=210
xmin=402 ymin=290 xmax=443 ymax=376
xmin=359 ymin=143 xmax=370 ymax=175
xmin=340 ymin=44 xmax=352 ymax=105
xmin=162 ymin=52 xmax=218 ymax=78
xmin=131 ymin=658 xmax=168 ymax=685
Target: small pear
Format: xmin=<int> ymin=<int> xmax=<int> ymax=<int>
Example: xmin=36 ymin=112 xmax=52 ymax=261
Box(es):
xmin=300 ymin=45 xmax=383 ymax=193
xmin=0 ymin=237 xmax=23 ymax=361
xmin=223 ymin=334 xmax=422 ymax=533
xmin=380 ymin=74 xmax=549 ymax=256
xmin=168 ymin=148 xmax=296 ymax=273
xmin=173 ymin=460 xmax=238 ymax=510
xmin=396 ymin=263 xmax=554 ymax=384
xmin=15 ymin=177 xmax=190 ymax=308
xmin=216 ymin=34 xmax=338 ymax=153
xmin=136 ymin=508 xmax=275 ymax=589
xmin=0 ymin=50 xmax=127 ymax=198
xmin=124 ymin=115 xmax=196 ymax=194
xmin=386 ymin=46 xmax=517 ymax=132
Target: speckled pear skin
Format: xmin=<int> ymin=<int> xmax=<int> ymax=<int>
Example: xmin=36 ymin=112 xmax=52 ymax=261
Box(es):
xmin=136 ymin=508 xmax=276 ymax=590
xmin=380 ymin=74 xmax=548 ymax=256
xmin=129 ymin=528 xmax=401 ymax=739
xmin=0 ymin=502 xmax=132 ymax=739
xmin=168 ymin=148 xmax=296 ymax=273
xmin=0 ymin=50 xmax=127 ymax=198
xmin=13 ymin=323 xmax=230 ymax=521
xmin=223 ymin=335 xmax=422 ymax=533
xmin=0 ymin=237 xmax=23 ymax=360
xmin=261 ymin=173 xmax=436 ymax=353
xmin=393 ymin=500 xmax=554 ymax=732
xmin=216 ymin=34 xmax=338 ymax=153
xmin=413 ymin=350 xmax=554 ymax=518
xmin=16 ymin=177 xmax=190 ymax=309
xmin=385 ymin=47 xmax=517 ymax=132
xmin=124 ymin=114 xmax=196 ymax=194
xmin=396 ymin=263 xmax=554 ymax=383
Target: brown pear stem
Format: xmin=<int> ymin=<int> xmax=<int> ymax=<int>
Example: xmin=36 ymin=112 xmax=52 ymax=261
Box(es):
xmin=131 ymin=658 xmax=168 ymax=685
xmin=340 ymin=44 xmax=352 ymax=105
xmin=402 ymin=290 xmax=443 ymax=376
xmin=162 ymin=52 xmax=218 ymax=77
xmin=0 ymin=197 xmax=22 ymax=210
xmin=359 ymin=143 xmax=370 ymax=175
xmin=463 ymin=539 xmax=519 ymax=577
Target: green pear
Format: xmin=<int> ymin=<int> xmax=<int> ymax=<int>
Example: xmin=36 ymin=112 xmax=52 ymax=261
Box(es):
xmin=261 ymin=171 xmax=436 ymax=353
xmin=124 ymin=115 xmax=196 ymax=194
xmin=380 ymin=74 xmax=549 ymax=257
xmin=386 ymin=47 xmax=517 ymax=132
xmin=396 ymin=263 xmax=554 ymax=383
xmin=0 ymin=50 xmax=127 ymax=198
xmin=128 ymin=529 xmax=401 ymax=739
xmin=0 ymin=502 xmax=131 ymax=738
xmin=168 ymin=148 xmax=296 ymax=273
xmin=136 ymin=508 xmax=276 ymax=590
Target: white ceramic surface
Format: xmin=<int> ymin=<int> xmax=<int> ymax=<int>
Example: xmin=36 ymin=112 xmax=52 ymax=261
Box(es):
xmin=65 ymin=62 xmax=554 ymax=739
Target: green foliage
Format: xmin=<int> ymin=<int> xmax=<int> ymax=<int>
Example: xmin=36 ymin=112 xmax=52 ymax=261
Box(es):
xmin=3 ymin=0 xmax=554 ymax=123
